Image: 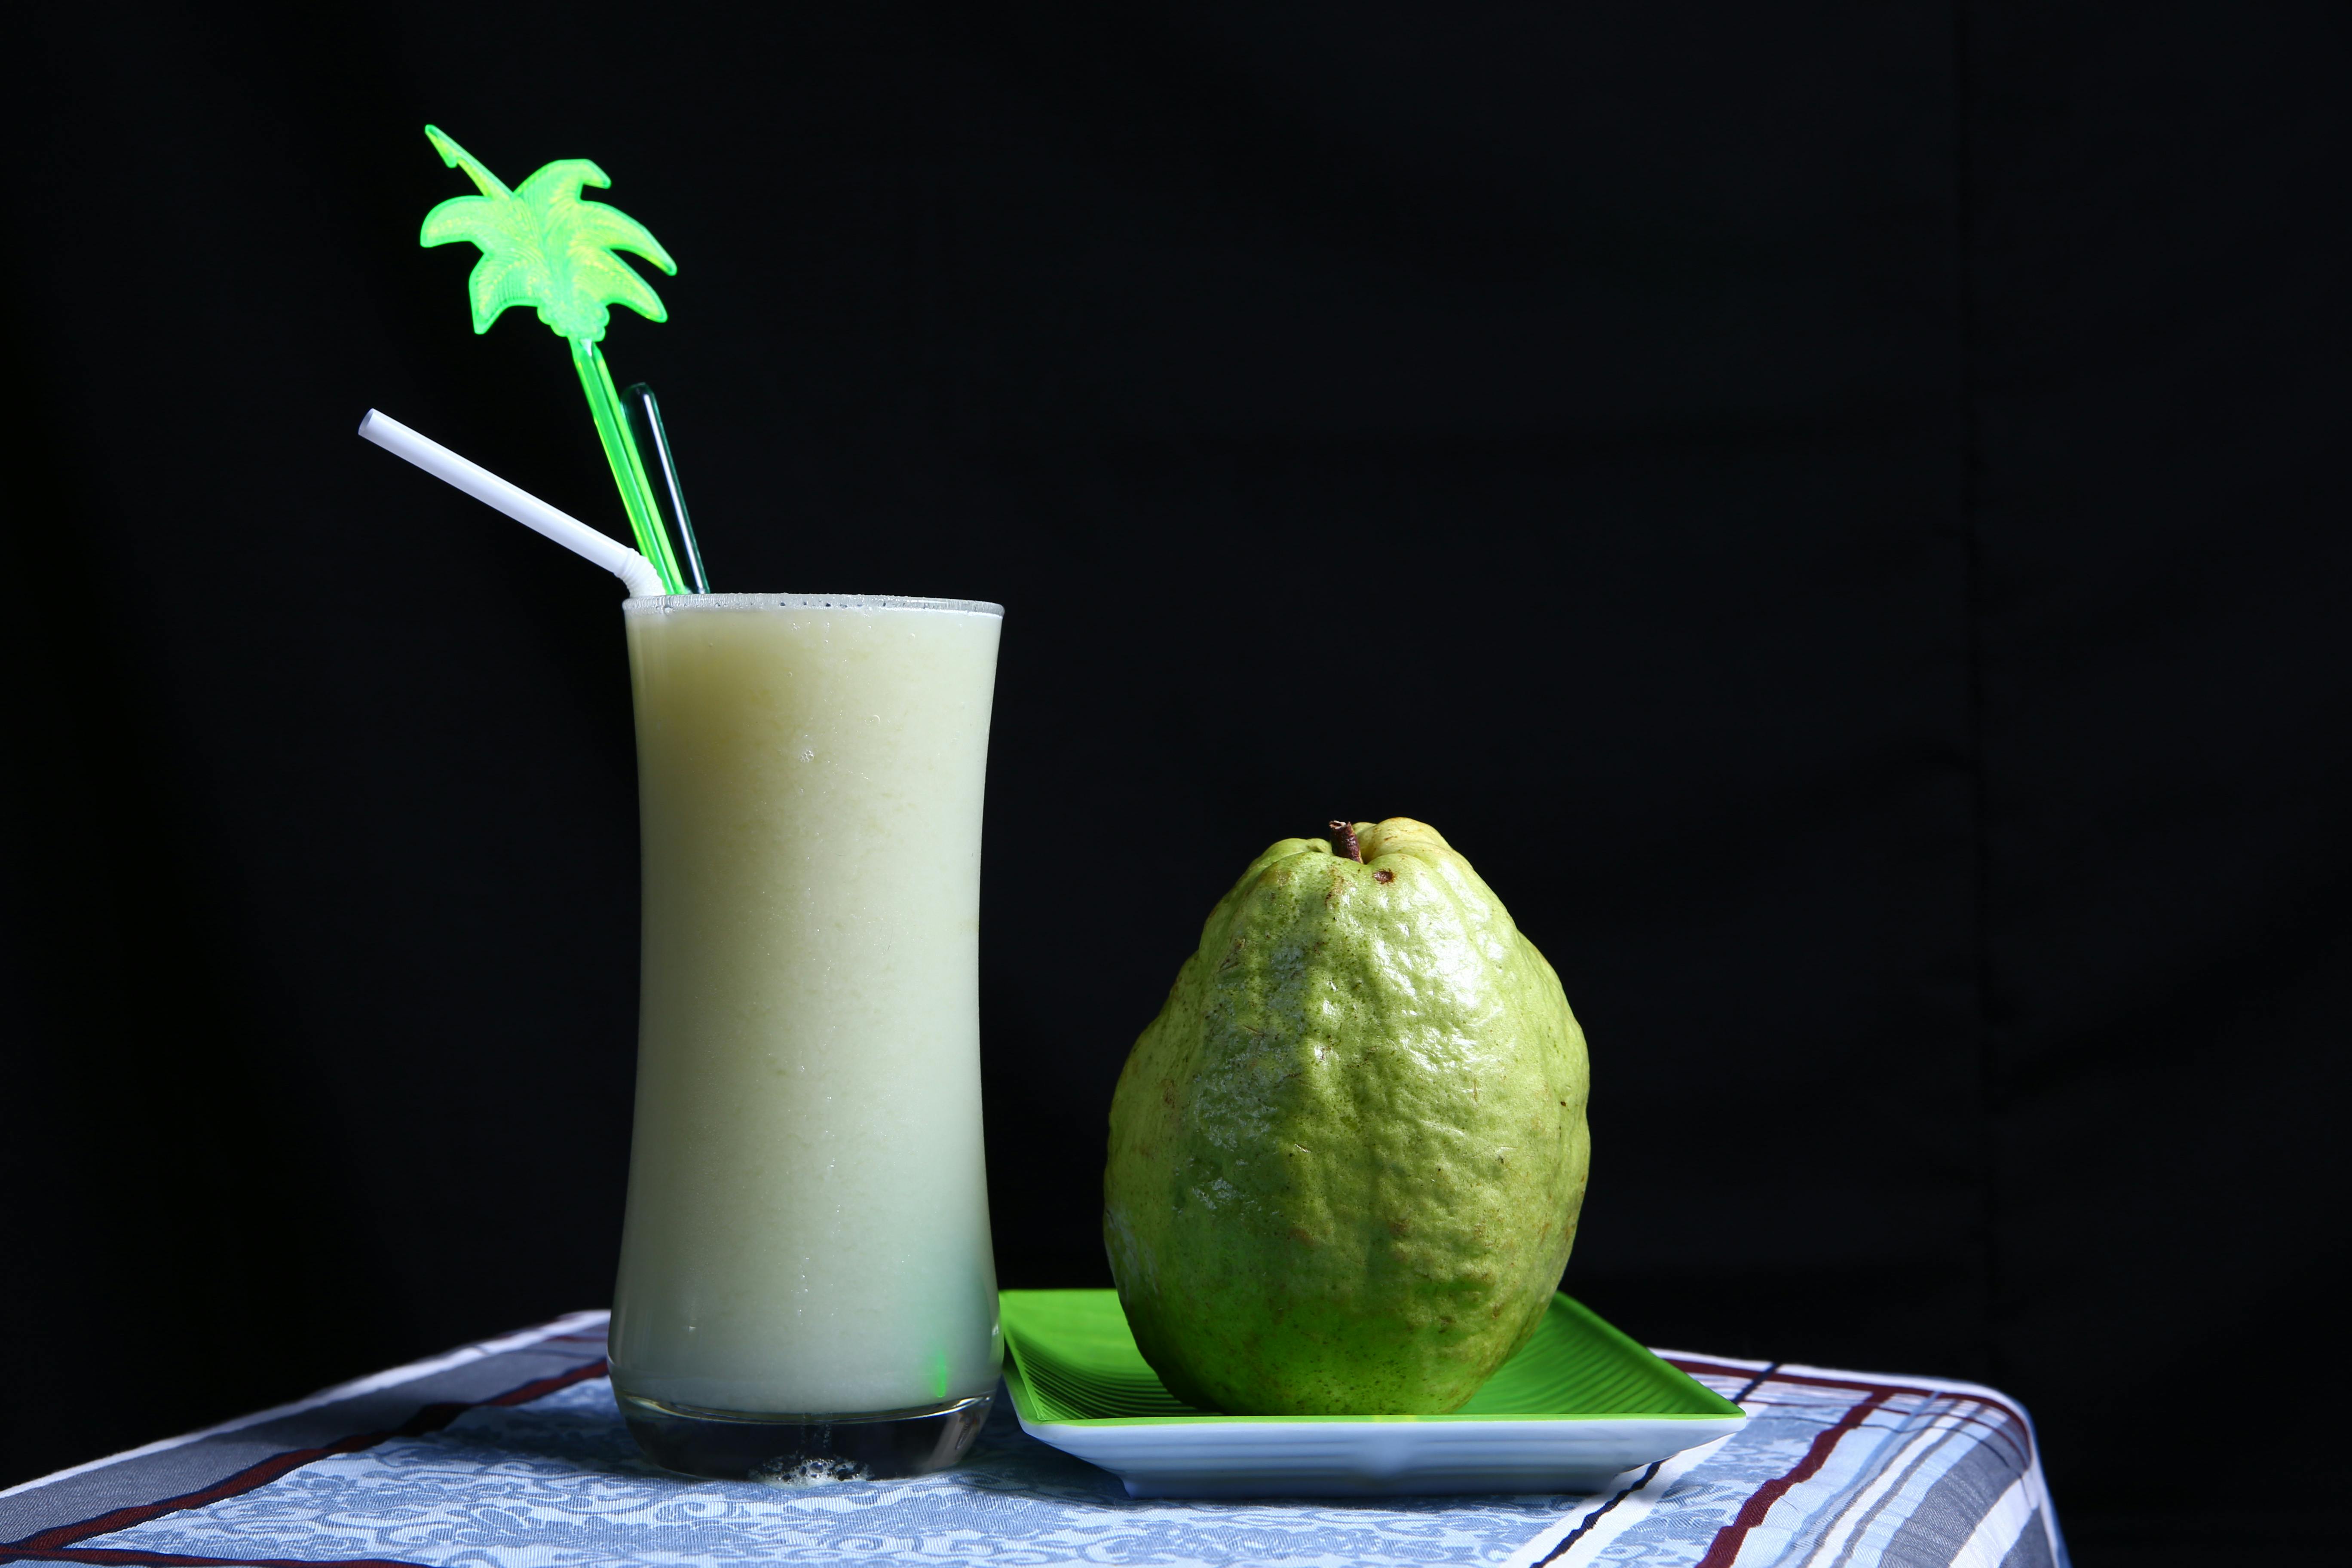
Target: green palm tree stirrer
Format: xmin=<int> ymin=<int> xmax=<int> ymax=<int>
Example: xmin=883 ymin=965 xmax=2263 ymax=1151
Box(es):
xmin=420 ymin=125 xmax=689 ymax=594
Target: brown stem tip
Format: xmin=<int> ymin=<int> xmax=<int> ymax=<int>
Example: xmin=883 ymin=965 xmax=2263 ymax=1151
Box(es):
xmin=1329 ymin=820 xmax=1363 ymax=862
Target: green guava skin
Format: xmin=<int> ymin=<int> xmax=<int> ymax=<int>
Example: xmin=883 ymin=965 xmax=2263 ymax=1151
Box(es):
xmin=1103 ymin=818 xmax=1590 ymax=1415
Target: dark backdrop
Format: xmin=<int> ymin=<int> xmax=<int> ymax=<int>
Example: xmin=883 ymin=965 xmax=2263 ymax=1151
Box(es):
xmin=4 ymin=3 xmax=2346 ymax=1562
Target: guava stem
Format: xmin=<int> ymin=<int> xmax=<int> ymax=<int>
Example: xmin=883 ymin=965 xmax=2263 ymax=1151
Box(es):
xmin=1329 ymin=820 xmax=1363 ymax=862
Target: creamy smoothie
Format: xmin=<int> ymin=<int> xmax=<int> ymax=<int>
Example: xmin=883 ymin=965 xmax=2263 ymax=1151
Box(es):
xmin=609 ymin=594 xmax=1003 ymax=1424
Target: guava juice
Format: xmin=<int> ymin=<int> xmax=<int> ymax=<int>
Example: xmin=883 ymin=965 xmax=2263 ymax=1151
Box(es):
xmin=608 ymin=594 xmax=1003 ymax=1458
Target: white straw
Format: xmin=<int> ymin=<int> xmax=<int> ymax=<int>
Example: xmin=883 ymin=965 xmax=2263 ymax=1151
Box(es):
xmin=357 ymin=409 xmax=665 ymax=597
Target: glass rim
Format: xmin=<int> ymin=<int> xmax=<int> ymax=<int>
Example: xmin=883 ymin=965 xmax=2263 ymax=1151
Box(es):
xmin=624 ymin=592 xmax=1003 ymax=618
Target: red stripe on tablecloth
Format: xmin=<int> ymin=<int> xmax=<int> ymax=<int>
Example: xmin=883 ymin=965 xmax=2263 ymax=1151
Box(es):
xmin=8 ymin=1549 xmax=432 ymax=1568
xmin=477 ymin=1363 xmax=606 ymax=1408
xmin=1667 ymin=1360 xmax=2031 ymax=1469
xmin=1665 ymin=1358 xmax=2027 ymax=1422
xmin=1691 ymin=1387 xmax=1891 ymax=1568
xmin=4 ymin=1359 xmax=607 ymax=1554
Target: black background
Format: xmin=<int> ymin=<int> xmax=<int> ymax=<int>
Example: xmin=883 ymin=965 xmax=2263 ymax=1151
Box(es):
xmin=4 ymin=3 xmax=2347 ymax=1561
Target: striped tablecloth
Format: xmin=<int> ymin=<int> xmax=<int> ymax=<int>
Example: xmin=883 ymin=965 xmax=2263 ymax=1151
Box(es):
xmin=0 ymin=1312 xmax=2067 ymax=1568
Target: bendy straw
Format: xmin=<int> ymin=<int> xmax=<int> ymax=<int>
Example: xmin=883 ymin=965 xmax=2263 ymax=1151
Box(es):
xmin=624 ymin=383 xmax=710 ymax=593
xmin=358 ymin=410 xmax=665 ymax=597
xmin=419 ymin=126 xmax=687 ymax=594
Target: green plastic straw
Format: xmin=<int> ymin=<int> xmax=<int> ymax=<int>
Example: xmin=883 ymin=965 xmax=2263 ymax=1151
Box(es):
xmin=420 ymin=126 xmax=688 ymax=594
xmin=624 ymin=383 xmax=710 ymax=593
xmin=574 ymin=341 xmax=686 ymax=591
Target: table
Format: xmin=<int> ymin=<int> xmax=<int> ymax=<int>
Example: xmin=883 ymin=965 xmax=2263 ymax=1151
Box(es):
xmin=0 ymin=1312 xmax=2067 ymax=1568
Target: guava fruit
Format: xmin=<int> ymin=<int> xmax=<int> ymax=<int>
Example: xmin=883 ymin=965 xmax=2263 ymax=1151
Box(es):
xmin=1102 ymin=818 xmax=1590 ymax=1415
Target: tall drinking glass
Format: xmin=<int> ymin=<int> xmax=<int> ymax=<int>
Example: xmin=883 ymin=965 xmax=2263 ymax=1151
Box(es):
xmin=609 ymin=593 xmax=1004 ymax=1480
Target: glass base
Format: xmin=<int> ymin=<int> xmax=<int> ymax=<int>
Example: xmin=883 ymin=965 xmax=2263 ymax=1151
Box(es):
xmin=616 ymin=1389 xmax=993 ymax=1482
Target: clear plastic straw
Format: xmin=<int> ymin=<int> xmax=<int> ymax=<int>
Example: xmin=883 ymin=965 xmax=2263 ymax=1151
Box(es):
xmin=623 ymin=383 xmax=710 ymax=594
xmin=357 ymin=410 xmax=665 ymax=597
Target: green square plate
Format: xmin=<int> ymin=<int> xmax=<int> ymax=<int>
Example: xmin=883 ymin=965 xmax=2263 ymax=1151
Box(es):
xmin=998 ymin=1289 xmax=1744 ymax=1498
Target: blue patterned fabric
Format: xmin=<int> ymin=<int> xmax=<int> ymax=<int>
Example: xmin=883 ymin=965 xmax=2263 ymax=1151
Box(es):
xmin=0 ymin=1314 xmax=2066 ymax=1568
